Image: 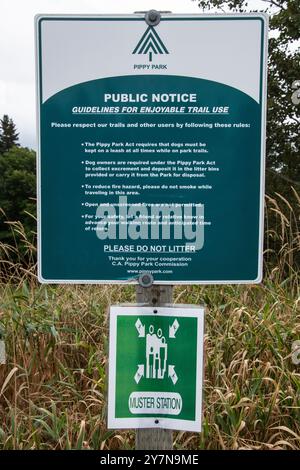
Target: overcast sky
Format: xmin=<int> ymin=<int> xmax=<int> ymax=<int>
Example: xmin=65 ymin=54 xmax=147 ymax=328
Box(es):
xmin=0 ymin=0 xmax=271 ymax=150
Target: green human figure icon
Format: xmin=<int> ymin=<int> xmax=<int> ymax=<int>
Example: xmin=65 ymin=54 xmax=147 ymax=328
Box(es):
xmin=146 ymin=325 xmax=168 ymax=379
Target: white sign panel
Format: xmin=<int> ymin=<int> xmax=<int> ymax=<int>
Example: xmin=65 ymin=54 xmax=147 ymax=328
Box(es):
xmin=36 ymin=14 xmax=268 ymax=284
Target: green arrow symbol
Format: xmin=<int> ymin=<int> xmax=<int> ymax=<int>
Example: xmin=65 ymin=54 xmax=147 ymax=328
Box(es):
xmin=134 ymin=364 xmax=144 ymax=384
xmin=168 ymin=365 xmax=178 ymax=385
xmin=169 ymin=319 xmax=179 ymax=338
xmin=135 ymin=318 xmax=145 ymax=337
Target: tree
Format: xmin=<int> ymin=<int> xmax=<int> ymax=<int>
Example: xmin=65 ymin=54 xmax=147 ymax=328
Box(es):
xmin=194 ymin=0 xmax=300 ymax=195
xmin=0 ymin=114 xmax=19 ymax=153
xmin=0 ymin=146 xmax=36 ymax=245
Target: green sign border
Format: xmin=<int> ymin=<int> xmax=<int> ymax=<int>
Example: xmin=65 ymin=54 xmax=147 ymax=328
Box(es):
xmin=107 ymin=305 xmax=205 ymax=432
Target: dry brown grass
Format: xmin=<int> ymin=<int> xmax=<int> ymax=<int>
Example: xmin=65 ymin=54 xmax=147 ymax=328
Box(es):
xmin=0 ymin=190 xmax=299 ymax=450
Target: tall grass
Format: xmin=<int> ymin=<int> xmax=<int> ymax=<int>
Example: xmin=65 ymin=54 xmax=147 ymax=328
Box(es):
xmin=0 ymin=190 xmax=299 ymax=450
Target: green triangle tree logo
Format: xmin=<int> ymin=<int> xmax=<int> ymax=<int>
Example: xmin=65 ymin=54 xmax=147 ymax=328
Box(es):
xmin=133 ymin=26 xmax=169 ymax=62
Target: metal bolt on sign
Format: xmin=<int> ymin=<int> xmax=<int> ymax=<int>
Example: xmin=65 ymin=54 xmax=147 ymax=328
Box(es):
xmin=145 ymin=10 xmax=161 ymax=27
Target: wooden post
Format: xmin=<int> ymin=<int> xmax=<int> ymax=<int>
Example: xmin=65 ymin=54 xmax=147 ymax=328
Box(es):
xmin=133 ymin=10 xmax=173 ymax=450
xmin=135 ymin=283 xmax=173 ymax=450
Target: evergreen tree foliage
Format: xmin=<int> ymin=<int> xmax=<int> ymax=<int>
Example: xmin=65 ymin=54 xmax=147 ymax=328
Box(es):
xmin=0 ymin=146 xmax=36 ymax=244
xmin=0 ymin=114 xmax=19 ymax=153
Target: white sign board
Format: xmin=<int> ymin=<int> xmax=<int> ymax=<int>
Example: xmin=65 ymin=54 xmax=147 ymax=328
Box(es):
xmin=36 ymin=14 xmax=268 ymax=284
